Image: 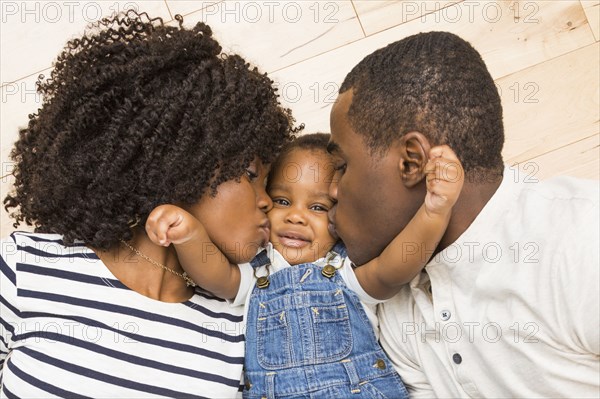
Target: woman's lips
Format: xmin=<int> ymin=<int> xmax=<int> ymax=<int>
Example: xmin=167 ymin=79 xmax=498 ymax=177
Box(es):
xmin=277 ymin=232 xmax=310 ymax=248
xmin=259 ymin=221 xmax=271 ymax=246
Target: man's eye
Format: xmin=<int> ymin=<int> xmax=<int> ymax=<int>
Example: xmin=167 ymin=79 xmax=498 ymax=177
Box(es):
xmin=273 ymin=198 xmax=290 ymax=206
xmin=334 ymin=163 xmax=347 ymax=173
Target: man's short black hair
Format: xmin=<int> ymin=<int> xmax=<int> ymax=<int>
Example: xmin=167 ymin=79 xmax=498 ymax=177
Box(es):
xmin=340 ymin=31 xmax=504 ymax=177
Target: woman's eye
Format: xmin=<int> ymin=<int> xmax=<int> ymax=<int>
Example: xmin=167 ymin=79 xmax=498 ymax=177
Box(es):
xmin=273 ymin=198 xmax=289 ymax=206
xmin=245 ymin=169 xmax=258 ymax=181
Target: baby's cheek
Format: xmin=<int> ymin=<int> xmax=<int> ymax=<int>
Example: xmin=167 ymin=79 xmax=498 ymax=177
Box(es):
xmin=316 ymin=238 xmax=337 ymax=259
xmin=266 ymin=212 xmax=281 ymax=241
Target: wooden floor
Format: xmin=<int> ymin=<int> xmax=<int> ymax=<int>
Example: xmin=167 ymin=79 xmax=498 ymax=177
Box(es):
xmin=1 ymin=0 xmax=599 ymax=236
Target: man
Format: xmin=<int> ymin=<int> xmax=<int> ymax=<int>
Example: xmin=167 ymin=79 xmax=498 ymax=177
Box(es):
xmin=327 ymin=31 xmax=599 ymax=398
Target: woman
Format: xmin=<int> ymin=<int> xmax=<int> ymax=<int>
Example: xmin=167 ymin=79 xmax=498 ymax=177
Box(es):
xmin=1 ymin=10 xmax=297 ymax=398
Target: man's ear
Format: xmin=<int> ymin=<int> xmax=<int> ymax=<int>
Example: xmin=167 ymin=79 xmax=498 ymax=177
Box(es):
xmin=397 ymin=132 xmax=431 ymax=188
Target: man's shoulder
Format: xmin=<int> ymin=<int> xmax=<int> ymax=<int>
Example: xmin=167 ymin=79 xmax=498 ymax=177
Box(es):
xmin=494 ymin=175 xmax=598 ymax=266
xmin=512 ymin=175 xmax=598 ymax=234
xmin=522 ymin=175 xmax=598 ymax=204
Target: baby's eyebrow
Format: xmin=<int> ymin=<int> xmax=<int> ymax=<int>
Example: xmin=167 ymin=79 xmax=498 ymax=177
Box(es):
xmin=309 ymin=191 xmax=334 ymax=202
xmin=267 ymin=184 xmax=287 ymax=192
xmin=269 ymin=185 xmax=332 ymax=202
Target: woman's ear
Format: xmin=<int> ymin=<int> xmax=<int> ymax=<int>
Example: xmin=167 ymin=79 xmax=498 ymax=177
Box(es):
xmin=397 ymin=132 xmax=431 ymax=188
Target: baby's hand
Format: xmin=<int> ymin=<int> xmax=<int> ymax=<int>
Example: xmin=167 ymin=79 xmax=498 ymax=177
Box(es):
xmin=424 ymin=145 xmax=464 ymax=216
xmin=146 ymin=204 xmax=201 ymax=247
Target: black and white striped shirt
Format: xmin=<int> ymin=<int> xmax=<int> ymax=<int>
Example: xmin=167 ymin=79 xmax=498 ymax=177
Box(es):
xmin=0 ymin=232 xmax=244 ymax=398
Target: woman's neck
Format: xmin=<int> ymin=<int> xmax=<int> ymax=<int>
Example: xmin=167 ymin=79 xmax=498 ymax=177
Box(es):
xmin=92 ymin=231 xmax=194 ymax=303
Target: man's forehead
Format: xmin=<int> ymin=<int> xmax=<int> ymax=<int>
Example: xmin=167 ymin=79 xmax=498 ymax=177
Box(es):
xmin=331 ymin=90 xmax=353 ymax=119
xmin=329 ymin=90 xmax=354 ymax=154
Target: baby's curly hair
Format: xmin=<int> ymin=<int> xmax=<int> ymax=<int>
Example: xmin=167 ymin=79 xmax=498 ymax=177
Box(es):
xmin=4 ymin=10 xmax=299 ymax=250
xmin=267 ymin=132 xmax=331 ymax=189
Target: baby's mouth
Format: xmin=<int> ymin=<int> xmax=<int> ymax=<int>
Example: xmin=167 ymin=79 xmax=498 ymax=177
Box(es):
xmin=277 ymin=232 xmax=311 ymax=248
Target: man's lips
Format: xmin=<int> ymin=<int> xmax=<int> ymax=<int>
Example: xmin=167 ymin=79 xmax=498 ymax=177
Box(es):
xmin=327 ymin=206 xmax=339 ymax=240
xmin=277 ymin=231 xmax=311 ymax=248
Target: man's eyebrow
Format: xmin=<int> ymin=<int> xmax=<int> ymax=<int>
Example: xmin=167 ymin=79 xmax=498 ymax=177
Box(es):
xmin=326 ymin=141 xmax=340 ymax=154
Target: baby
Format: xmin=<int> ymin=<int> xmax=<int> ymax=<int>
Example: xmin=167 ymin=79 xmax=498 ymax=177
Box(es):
xmin=146 ymin=133 xmax=464 ymax=398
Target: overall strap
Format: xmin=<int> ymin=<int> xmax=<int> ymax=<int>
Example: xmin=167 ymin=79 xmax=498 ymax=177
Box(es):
xmin=250 ymin=249 xmax=271 ymax=269
xmin=330 ymin=241 xmax=347 ymax=259
xmin=249 ymin=248 xmax=272 ymax=289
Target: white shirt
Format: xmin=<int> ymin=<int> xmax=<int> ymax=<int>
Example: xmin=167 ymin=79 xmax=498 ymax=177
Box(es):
xmin=234 ymin=244 xmax=382 ymax=336
xmin=1 ymin=232 xmax=245 ymax=398
xmin=379 ymin=168 xmax=600 ymax=398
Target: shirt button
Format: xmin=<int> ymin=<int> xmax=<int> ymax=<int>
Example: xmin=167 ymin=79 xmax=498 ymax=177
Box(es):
xmin=452 ymin=353 xmax=462 ymax=364
xmin=440 ymin=310 xmax=451 ymax=321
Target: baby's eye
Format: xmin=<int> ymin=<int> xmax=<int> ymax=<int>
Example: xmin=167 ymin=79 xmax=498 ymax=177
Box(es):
xmin=310 ymin=204 xmax=328 ymax=212
xmin=273 ymin=198 xmax=290 ymax=206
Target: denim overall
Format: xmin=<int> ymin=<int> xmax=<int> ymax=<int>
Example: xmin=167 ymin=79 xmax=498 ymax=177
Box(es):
xmin=244 ymin=243 xmax=409 ymax=399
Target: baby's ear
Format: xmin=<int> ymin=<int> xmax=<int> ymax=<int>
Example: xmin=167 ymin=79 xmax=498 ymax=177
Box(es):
xmin=396 ymin=131 xmax=430 ymax=188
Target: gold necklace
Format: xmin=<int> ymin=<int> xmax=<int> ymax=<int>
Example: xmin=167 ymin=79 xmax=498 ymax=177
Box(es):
xmin=120 ymin=240 xmax=196 ymax=287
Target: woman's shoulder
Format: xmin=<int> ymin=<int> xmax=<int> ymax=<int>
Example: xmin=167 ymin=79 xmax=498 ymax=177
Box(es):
xmin=4 ymin=231 xmax=82 ymax=247
xmin=1 ymin=231 xmax=99 ymax=281
xmin=2 ymin=232 xmax=64 ymax=268
xmin=4 ymin=231 xmax=96 ymax=260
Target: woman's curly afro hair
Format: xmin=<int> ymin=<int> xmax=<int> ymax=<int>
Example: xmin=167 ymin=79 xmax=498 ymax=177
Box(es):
xmin=4 ymin=10 xmax=300 ymax=250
